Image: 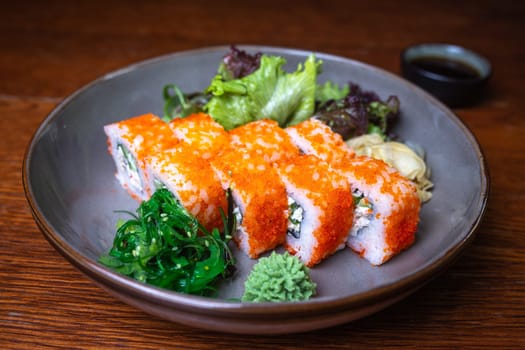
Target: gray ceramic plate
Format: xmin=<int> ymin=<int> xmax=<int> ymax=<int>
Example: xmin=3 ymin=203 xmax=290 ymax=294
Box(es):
xmin=23 ymin=45 xmax=489 ymax=334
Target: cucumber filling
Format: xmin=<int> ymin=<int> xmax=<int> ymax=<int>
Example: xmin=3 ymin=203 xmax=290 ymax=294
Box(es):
xmin=116 ymin=143 xmax=143 ymax=194
xmin=232 ymin=204 xmax=243 ymax=225
xmin=287 ymin=196 xmax=304 ymax=239
xmin=350 ymin=189 xmax=374 ymax=236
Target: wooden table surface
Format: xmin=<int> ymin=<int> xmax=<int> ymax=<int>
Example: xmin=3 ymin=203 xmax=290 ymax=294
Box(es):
xmin=2 ymin=0 xmax=524 ymax=348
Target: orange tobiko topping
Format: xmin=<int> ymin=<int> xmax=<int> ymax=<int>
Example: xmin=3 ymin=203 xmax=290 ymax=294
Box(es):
xmin=277 ymin=154 xmax=354 ymax=267
xmin=211 ymin=148 xmax=288 ymax=258
xmin=286 ymin=118 xmax=355 ymax=166
xmin=147 ymin=147 xmax=227 ymax=233
xmin=117 ymin=113 xmax=178 ymax=162
xmin=169 ymin=113 xmax=230 ymax=159
xmin=229 ymin=119 xmax=300 ymax=163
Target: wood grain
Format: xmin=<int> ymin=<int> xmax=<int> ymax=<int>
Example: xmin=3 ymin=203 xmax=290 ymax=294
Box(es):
xmin=1 ymin=0 xmax=524 ymax=348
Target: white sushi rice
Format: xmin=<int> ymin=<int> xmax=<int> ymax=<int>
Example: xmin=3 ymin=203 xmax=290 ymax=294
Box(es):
xmin=104 ymin=124 xmax=149 ymax=200
xmin=229 ymin=190 xmax=250 ymax=255
xmin=207 ymin=162 xmax=251 ymax=255
xmin=279 ymin=178 xmax=321 ymax=265
xmin=285 ymin=127 xmax=317 ymax=157
xmin=342 ymin=161 xmax=413 ymax=265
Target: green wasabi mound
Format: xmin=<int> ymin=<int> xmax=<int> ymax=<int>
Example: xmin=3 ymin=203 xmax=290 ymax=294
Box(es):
xmin=242 ymin=252 xmax=317 ymax=302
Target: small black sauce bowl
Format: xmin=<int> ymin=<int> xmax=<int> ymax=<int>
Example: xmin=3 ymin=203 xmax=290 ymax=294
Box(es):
xmin=401 ymin=43 xmax=492 ymax=107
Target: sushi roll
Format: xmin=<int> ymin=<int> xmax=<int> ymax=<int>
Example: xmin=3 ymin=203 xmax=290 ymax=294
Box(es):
xmin=145 ymin=147 xmax=227 ymax=233
xmin=229 ymin=119 xmax=299 ymax=164
xmin=339 ymin=156 xmax=421 ymax=265
xmin=210 ymin=148 xmax=288 ymax=258
xmin=286 ymin=118 xmax=420 ymax=265
xmin=276 ymin=154 xmax=354 ymax=267
xmin=104 ymin=113 xmax=177 ymax=201
xmin=285 ymin=118 xmax=355 ymax=167
xmin=169 ymin=113 xmax=230 ymax=159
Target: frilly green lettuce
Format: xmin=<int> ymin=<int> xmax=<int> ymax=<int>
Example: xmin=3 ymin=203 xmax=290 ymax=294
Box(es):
xmin=315 ymin=80 xmax=350 ymax=104
xmin=205 ymin=54 xmax=322 ymax=130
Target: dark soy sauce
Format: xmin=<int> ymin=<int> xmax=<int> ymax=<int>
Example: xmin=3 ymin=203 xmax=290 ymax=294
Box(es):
xmin=410 ymin=56 xmax=481 ymax=80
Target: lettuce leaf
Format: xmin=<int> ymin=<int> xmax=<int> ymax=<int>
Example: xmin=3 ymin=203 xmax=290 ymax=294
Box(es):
xmin=204 ymin=54 xmax=322 ymax=130
xmin=315 ymin=81 xmax=349 ymax=104
xmin=314 ymin=82 xmax=400 ymax=140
